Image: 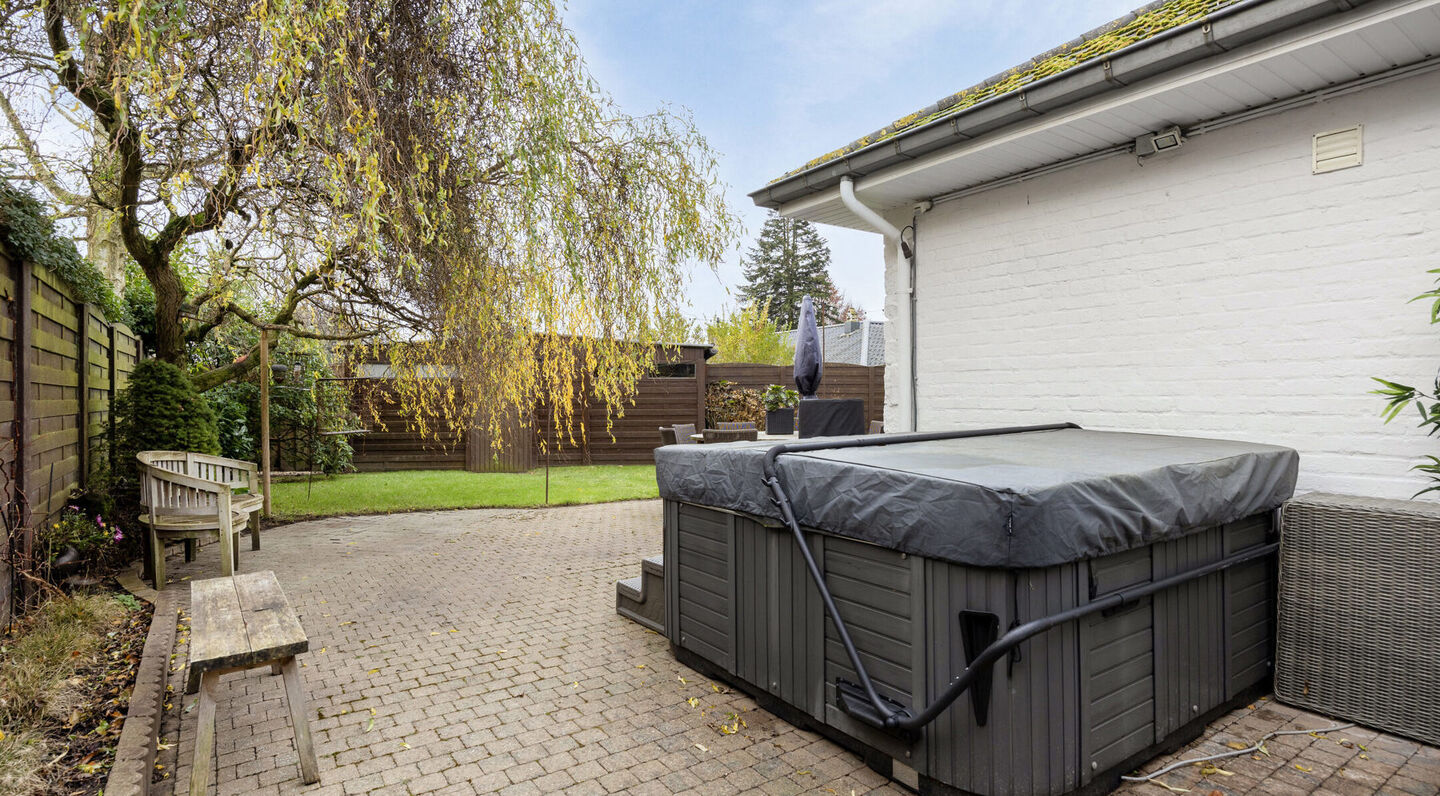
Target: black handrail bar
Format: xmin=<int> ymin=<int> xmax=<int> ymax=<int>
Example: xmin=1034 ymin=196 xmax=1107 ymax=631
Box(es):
xmin=760 ymin=422 xmax=1279 ymax=733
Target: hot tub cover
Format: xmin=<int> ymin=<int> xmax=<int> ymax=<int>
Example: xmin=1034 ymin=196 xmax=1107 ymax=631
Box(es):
xmin=654 ymin=427 xmax=1298 ymax=568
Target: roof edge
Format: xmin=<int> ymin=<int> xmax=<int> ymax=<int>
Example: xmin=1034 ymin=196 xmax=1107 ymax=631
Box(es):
xmin=751 ymin=0 xmax=1364 ymax=210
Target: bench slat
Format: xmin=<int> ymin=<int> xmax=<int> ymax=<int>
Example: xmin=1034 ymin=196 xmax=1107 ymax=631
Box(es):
xmin=234 ymin=572 xmax=309 ymax=659
xmin=190 ymin=578 xmax=250 ymax=670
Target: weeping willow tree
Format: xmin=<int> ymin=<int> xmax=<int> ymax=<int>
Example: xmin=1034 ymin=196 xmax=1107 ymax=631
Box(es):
xmin=0 ymin=0 xmax=736 ymax=449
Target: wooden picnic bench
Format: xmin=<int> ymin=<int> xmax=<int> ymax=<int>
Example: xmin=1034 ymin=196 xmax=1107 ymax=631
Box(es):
xmin=188 ymin=571 xmax=319 ymax=795
xmin=139 ymin=451 xmax=264 ymax=589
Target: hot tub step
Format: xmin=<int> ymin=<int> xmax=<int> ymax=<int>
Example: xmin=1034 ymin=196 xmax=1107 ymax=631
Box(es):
xmin=616 ymin=554 xmax=665 ymax=633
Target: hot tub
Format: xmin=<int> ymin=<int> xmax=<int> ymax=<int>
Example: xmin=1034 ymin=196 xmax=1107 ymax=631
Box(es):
xmin=654 ymin=424 xmax=1297 ymax=796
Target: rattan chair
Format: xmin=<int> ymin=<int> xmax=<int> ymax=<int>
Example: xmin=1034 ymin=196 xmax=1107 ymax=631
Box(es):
xmin=657 ymin=427 xmax=678 ymax=446
xmin=671 ymin=423 xmax=698 ymax=444
xmin=718 ymin=421 xmax=757 ymax=431
xmin=870 ymin=421 xmax=884 ymax=434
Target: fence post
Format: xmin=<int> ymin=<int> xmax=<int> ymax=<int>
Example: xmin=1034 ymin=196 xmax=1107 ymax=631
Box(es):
xmin=259 ymin=329 xmax=272 ymax=517
xmin=13 ymin=258 xmax=33 ymax=576
xmin=107 ymin=324 xmax=119 ymax=479
xmin=76 ymin=303 xmax=90 ymax=491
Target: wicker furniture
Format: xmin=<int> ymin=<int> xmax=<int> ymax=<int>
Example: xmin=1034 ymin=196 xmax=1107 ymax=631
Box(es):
xmin=717 ymin=421 xmax=757 ymax=431
xmin=671 ymin=423 xmax=698 ymax=444
xmin=869 ymin=420 xmax=884 ymax=434
xmin=1276 ymin=492 xmax=1440 ymax=745
xmin=657 ymin=427 xmax=678 ymax=446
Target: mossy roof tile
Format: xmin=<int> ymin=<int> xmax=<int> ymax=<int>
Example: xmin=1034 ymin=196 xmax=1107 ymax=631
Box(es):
xmin=775 ymin=0 xmax=1242 ymax=182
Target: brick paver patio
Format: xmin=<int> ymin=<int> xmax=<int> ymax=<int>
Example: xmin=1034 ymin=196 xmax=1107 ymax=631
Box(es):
xmin=148 ymin=501 xmax=1439 ymax=795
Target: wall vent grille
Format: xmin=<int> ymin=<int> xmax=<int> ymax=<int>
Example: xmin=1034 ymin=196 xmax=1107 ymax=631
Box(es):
xmin=1313 ymin=125 xmax=1363 ymax=174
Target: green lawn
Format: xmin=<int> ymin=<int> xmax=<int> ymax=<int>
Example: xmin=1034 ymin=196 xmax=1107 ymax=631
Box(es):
xmin=269 ymin=466 xmax=659 ymax=521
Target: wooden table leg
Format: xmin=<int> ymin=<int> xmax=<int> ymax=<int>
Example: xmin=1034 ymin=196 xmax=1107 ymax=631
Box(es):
xmin=189 ymin=670 xmax=219 ymax=796
xmin=279 ymin=656 xmax=320 ymax=784
xmin=249 ymin=511 xmax=261 ymax=551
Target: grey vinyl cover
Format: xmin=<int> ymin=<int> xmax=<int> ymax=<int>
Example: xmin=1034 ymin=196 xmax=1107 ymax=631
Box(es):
xmin=654 ymin=427 xmax=1297 ymax=568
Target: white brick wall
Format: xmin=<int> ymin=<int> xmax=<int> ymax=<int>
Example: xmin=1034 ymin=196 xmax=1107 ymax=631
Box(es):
xmin=888 ymin=67 xmax=1440 ymax=499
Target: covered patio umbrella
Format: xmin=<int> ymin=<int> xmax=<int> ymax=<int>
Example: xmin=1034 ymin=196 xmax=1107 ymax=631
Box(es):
xmin=794 ymin=295 xmax=823 ymax=398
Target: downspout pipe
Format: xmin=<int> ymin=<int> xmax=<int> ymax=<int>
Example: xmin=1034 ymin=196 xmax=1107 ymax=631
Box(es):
xmin=839 ymin=176 xmax=918 ymax=431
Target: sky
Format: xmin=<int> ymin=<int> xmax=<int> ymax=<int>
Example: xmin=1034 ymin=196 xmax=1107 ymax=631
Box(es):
xmin=565 ymin=0 xmax=1146 ymax=324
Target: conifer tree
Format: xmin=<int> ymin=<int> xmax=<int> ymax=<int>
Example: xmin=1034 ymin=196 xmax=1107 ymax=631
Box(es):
xmin=737 ymin=212 xmax=840 ymax=329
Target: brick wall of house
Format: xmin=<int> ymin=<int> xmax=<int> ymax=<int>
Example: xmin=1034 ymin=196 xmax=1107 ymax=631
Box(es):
xmin=885 ymin=67 xmax=1440 ymax=499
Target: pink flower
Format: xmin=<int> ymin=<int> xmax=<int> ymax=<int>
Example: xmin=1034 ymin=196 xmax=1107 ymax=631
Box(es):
xmin=96 ymin=515 xmax=105 ymax=527
xmin=113 ymin=529 xmax=124 ymax=542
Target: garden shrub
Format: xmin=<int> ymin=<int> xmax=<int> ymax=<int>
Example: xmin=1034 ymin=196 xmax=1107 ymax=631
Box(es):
xmin=115 ymin=359 xmax=221 ymax=468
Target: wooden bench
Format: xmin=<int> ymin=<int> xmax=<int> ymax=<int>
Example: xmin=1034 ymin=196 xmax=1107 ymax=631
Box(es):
xmin=138 ymin=451 xmax=264 ymax=589
xmin=188 ymin=571 xmax=319 ymax=794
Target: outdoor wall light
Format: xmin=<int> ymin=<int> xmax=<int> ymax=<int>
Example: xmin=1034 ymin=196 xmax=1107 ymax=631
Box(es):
xmin=1134 ymin=126 xmax=1184 ymax=157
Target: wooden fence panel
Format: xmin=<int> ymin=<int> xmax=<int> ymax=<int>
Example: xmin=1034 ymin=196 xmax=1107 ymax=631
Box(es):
xmin=1 ymin=253 xmax=139 ymax=623
xmin=351 ymin=384 xmax=467 ymax=471
xmin=707 ymin=363 xmax=885 ymax=426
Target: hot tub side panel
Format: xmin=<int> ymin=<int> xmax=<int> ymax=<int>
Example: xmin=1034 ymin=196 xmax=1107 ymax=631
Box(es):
xmin=733 ymin=511 xmax=825 ymax=718
xmin=925 ymin=562 xmax=1084 ymax=796
xmin=1224 ymin=515 xmax=1275 ymax=699
xmin=665 ymin=501 xmax=927 ymax=763
xmin=820 ymin=537 xmax=929 ymax=766
xmin=1075 ymin=516 xmax=1276 ymax=787
xmin=666 ymin=501 xmax=734 ymax=671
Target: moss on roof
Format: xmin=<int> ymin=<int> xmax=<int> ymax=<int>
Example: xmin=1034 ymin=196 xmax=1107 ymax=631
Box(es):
xmin=776 ymin=0 xmax=1241 ymax=182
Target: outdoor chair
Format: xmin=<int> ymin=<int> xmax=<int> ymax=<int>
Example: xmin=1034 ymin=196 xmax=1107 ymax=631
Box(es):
xmin=671 ymin=423 xmax=699 ymax=444
xmin=137 ymin=451 xmax=264 ymax=589
xmin=703 ymin=428 xmax=759 ymax=443
xmin=657 ymin=427 xmax=678 ymax=446
xmin=718 ymin=421 xmax=757 ymax=431
xmin=870 ymin=421 xmax=884 ymax=434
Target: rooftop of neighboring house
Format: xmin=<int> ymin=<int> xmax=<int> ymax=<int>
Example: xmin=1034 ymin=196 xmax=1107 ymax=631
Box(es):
xmin=781 ymin=320 xmax=886 ymax=366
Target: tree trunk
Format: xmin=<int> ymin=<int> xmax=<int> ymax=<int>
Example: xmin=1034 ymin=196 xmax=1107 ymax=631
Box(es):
xmin=85 ymin=203 xmax=127 ymax=291
xmin=151 ymin=266 xmax=186 ymax=363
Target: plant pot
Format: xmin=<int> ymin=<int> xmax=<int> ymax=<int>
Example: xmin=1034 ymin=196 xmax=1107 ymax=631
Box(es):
xmin=765 ymin=408 xmax=794 ymax=435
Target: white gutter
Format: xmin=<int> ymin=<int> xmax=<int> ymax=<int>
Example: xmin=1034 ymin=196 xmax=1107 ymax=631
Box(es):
xmin=839 ymin=176 xmax=917 ymax=431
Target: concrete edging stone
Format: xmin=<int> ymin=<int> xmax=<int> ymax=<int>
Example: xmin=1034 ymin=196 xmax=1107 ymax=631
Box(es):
xmin=103 ymin=588 xmax=178 ymax=796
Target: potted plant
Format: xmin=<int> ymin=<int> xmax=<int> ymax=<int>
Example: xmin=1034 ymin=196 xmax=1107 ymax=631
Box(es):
xmin=762 ymin=385 xmax=800 ymax=435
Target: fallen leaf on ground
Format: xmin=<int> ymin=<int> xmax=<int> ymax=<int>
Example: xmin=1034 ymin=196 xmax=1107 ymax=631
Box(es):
xmin=687 ymin=698 xmax=699 ymax=708
xmin=1146 ymin=779 xmax=1190 ymax=793
xmin=1294 ymin=764 xmax=1312 ymax=773
xmin=1224 ymin=741 xmax=1248 ymax=751
xmin=694 ymin=743 xmax=707 ymax=752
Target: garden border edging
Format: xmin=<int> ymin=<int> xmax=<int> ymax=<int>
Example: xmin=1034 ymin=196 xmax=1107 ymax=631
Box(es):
xmin=103 ymin=588 xmax=178 ymax=796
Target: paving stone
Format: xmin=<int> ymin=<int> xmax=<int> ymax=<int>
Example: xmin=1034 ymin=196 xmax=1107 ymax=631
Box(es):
xmin=147 ymin=502 xmax=1438 ymax=796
